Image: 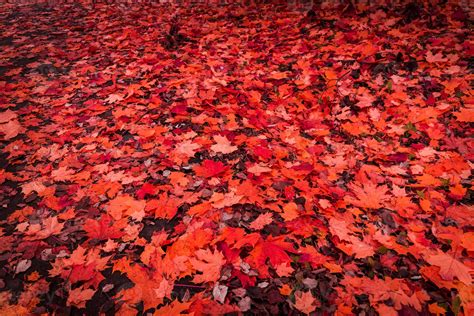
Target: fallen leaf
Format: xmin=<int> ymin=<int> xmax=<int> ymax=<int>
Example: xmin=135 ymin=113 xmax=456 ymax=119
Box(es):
xmin=213 ymin=282 xmax=228 ymax=304
xmin=190 ymin=249 xmax=225 ymax=283
xmin=250 ymin=212 xmax=273 ymax=230
xmin=425 ymin=251 xmax=473 ymax=285
xmin=294 ymin=291 xmax=318 ymax=314
xmin=211 ymin=135 xmax=238 ymax=154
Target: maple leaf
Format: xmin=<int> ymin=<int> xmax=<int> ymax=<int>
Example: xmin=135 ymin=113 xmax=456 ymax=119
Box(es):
xmin=37 ymin=216 xmax=64 ymax=239
xmin=83 ymin=216 xmax=124 ymax=240
xmin=15 ymin=259 xmax=31 ymax=274
xmin=454 ymin=108 xmax=474 ymax=122
xmin=356 ymin=93 xmax=376 ymax=108
xmin=24 ymin=216 xmax=64 ymax=240
xmin=21 ymin=181 xmax=47 ymax=196
xmin=154 ymin=278 xmax=174 ymax=301
xmin=269 ymin=72 xmax=288 ymax=79
xmin=461 ymin=232 xmax=474 ymax=252
xmin=428 ymin=303 xmax=446 ymax=316
xmin=68 ymin=264 xmax=98 ymax=285
xmin=341 ymin=238 xmax=375 ymax=259
xmin=281 ymin=202 xmax=299 ymax=221
xmin=145 ymin=193 xmax=181 ymax=219
xmin=212 ymin=282 xmax=228 ymax=304
xmin=376 ymin=304 xmax=398 ymax=316
xmin=188 ymin=294 xmax=240 ymax=315
xmin=63 ymin=245 xmax=88 ymax=266
xmin=115 ymin=261 xmax=168 ymax=310
xmin=248 ymin=90 xmax=261 ymax=104
xmin=155 ymin=300 xmax=192 ymax=315
xmin=249 ymin=212 xmax=273 ymax=230
xmin=318 ymin=199 xmax=332 ymax=209
xmin=175 ymin=140 xmax=201 ymax=157
xmin=330 ymin=218 xmax=374 ymax=258
xmin=0 ymin=110 xmax=17 ymax=123
xmin=136 ymin=127 xmax=155 ymax=138
xmin=0 ymin=119 xmax=22 ymax=140
xmin=194 ymin=160 xmax=228 ymax=178
xmin=210 ymin=135 xmax=238 ymax=154
xmin=329 ymin=218 xmax=352 ymax=242
xmin=50 ymin=247 xmax=110 ymax=288
xmin=426 ymin=51 xmax=447 ymax=63
xmin=51 ymin=166 xmax=75 ymax=181
xmin=252 ymin=145 xmax=273 ymax=160
xmin=67 ymin=286 xmax=95 ymax=308
xmin=107 ymin=194 xmax=146 ymax=220
xmin=190 ymin=249 xmax=225 ymax=283
xmin=210 ymin=191 xmax=242 ymax=209
xmin=345 ymin=182 xmax=390 ymax=209
xmin=136 ymin=182 xmax=157 ymax=199
xmin=247 ymin=237 xmax=295 ymax=277
xmin=279 ymin=284 xmax=292 ymax=296
xmin=105 ymin=93 xmax=124 ymax=103
xmin=342 ymin=276 xmax=428 ymax=312
xmin=275 ymin=262 xmax=294 ymax=277
xmin=294 ymin=291 xmax=318 ymax=315
xmin=425 ymin=251 xmax=473 ymax=285
xmin=247 ymin=164 xmax=272 ymax=175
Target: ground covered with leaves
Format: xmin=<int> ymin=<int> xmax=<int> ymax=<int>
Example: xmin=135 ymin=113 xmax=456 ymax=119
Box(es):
xmin=0 ymin=1 xmax=472 ymax=315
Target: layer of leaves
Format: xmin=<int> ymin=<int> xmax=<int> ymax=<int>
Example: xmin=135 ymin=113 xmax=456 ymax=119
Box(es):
xmin=0 ymin=1 xmax=472 ymax=315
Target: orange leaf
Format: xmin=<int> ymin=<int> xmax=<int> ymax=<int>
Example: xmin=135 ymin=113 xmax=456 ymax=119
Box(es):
xmin=281 ymin=202 xmax=299 ymax=221
xmin=190 ymin=249 xmax=225 ymax=283
xmin=67 ymin=287 xmax=95 ymax=308
xmin=346 ymin=182 xmax=390 ymax=209
xmin=145 ymin=193 xmax=180 ymax=219
xmin=107 ymin=195 xmax=146 ymax=220
xmin=425 ymin=251 xmax=473 ymax=285
xmin=155 ymin=300 xmax=192 ymax=315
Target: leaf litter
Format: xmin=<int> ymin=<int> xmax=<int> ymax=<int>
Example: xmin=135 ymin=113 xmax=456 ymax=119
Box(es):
xmin=0 ymin=1 xmax=472 ymax=315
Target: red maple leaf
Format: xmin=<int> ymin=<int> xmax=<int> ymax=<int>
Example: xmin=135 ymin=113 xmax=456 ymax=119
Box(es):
xmin=83 ymin=215 xmax=124 ymax=240
xmin=194 ymin=159 xmax=228 ymax=178
xmin=136 ymin=182 xmax=158 ymax=199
